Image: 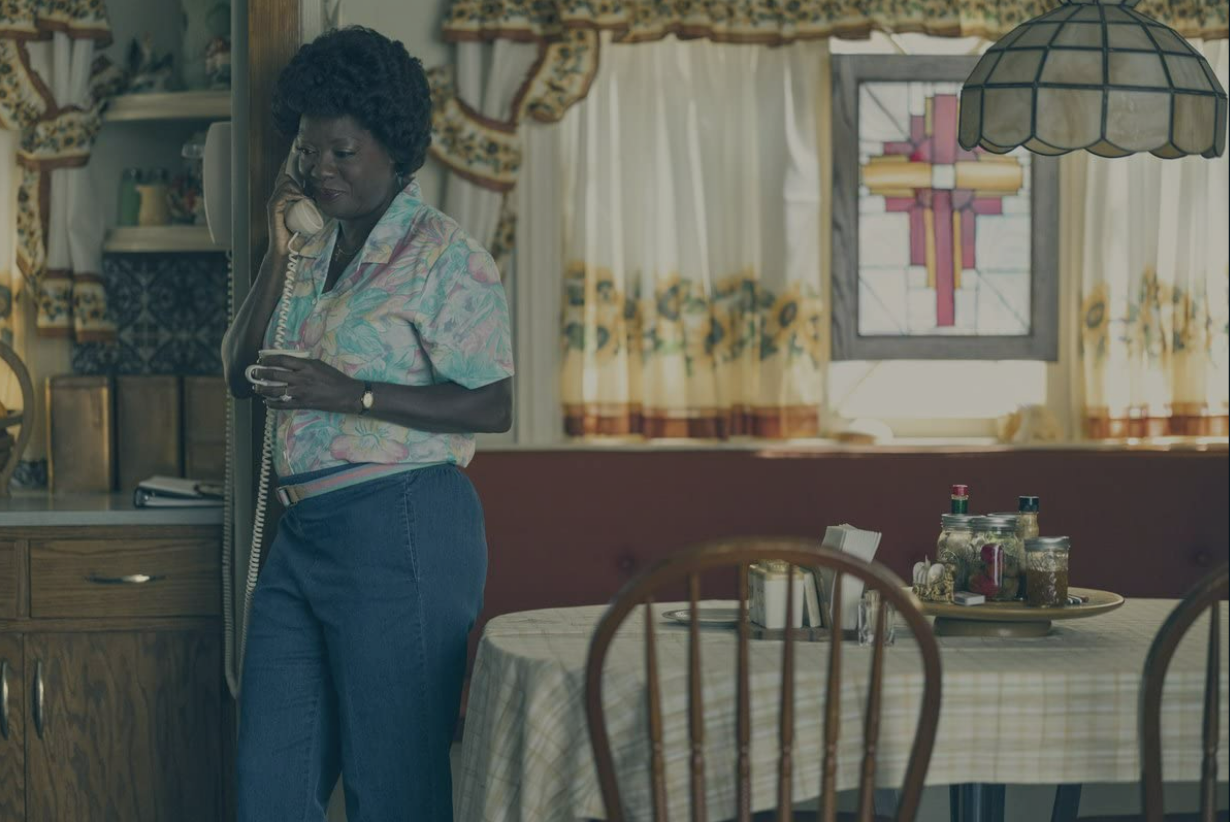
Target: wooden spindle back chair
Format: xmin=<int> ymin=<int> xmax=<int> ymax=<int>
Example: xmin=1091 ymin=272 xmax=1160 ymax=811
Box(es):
xmin=1139 ymin=563 xmax=1228 ymax=822
xmin=584 ymin=537 xmax=943 ymax=822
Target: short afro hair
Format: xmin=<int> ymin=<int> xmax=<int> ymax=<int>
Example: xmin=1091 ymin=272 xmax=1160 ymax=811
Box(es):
xmin=272 ymin=26 xmax=431 ymax=178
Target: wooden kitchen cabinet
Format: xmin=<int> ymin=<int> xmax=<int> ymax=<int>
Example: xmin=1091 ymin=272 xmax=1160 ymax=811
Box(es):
xmin=1 ymin=632 xmax=26 ymax=822
xmin=0 ymin=521 xmax=229 ymax=822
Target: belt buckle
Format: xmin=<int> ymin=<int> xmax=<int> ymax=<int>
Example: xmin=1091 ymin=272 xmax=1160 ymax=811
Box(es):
xmin=276 ymin=486 xmax=296 ymax=507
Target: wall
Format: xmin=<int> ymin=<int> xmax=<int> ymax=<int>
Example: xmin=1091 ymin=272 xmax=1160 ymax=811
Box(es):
xmin=339 ymin=0 xmax=452 ymax=207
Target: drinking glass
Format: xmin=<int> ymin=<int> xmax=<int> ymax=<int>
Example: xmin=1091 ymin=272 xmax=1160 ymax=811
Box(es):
xmin=857 ymin=591 xmax=896 ymax=647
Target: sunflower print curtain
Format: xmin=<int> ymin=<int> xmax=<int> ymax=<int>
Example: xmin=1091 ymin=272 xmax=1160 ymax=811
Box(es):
xmin=558 ymin=36 xmax=826 ymax=439
xmin=1080 ymin=42 xmax=1229 ymax=439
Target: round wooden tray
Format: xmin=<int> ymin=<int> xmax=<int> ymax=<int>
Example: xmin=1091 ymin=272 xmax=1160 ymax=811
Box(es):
xmin=920 ymin=586 xmax=1125 ymax=637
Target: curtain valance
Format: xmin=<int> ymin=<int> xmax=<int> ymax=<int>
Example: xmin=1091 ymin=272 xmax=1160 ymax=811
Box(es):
xmin=440 ymin=0 xmax=1227 ymax=46
xmin=429 ymin=1 xmax=1227 ymax=195
xmin=0 ymin=0 xmax=111 ymax=43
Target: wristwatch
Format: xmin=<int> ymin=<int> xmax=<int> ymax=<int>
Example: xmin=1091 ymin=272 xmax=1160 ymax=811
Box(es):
xmin=358 ymin=381 xmax=374 ymax=415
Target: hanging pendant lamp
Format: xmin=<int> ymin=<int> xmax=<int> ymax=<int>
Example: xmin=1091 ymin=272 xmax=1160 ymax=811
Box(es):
xmin=958 ymin=0 xmax=1227 ymax=159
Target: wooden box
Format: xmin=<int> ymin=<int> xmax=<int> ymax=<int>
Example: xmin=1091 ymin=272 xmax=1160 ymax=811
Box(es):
xmin=183 ymin=376 xmax=226 ymax=481
xmin=116 ymin=375 xmax=183 ymax=493
xmin=47 ymin=375 xmax=114 ymax=493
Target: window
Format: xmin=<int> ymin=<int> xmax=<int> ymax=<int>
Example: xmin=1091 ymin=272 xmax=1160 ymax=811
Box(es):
xmin=504 ymin=32 xmax=1222 ymax=445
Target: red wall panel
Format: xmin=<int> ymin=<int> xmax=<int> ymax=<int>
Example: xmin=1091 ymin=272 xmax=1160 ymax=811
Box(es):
xmin=465 ymin=449 xmax=1228 ymax=629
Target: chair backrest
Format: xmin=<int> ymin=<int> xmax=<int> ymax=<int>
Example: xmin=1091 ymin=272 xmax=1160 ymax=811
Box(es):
xmin=1140 ymin=562 xmax=1228 ymax=822
xmin=584 ymin=536 xmax=942 ymax=822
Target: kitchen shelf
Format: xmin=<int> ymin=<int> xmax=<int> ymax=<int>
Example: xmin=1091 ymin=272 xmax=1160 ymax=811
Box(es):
xmin=103 ymin=90 xmax=230 ymax=122
xmin=103 ymin=226 xmax=225 ymax=253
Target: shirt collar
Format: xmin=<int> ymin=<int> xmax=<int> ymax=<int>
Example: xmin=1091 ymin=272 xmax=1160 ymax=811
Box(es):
xmin=291 ymin=180 xmax=424 ymax=265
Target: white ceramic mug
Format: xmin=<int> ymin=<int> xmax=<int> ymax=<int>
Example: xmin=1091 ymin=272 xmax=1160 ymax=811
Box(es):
xmin=245 ymin=348 xmax=312 ymax=387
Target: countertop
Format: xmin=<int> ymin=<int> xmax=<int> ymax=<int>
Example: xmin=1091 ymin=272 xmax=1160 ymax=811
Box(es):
xmin=0 ymin=491 xmax=224 ymax=528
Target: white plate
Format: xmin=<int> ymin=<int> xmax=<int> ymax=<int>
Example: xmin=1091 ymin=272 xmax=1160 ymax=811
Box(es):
xmin=662 ymin=607 xmax=742 ymax=627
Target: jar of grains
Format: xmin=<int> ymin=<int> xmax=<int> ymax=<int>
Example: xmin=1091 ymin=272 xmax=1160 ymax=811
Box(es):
xmin=1025 ymin=536 xmax=1070 ymax=608
xmin=969 ymin=515 xmax=1025 ymax=600
xmin=936 ymin=513 xmax=976 ymax=590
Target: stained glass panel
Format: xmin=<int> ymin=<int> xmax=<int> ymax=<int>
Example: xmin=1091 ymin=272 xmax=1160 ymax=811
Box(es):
xmin=857 ymin=80 xmax=1034 ymax=338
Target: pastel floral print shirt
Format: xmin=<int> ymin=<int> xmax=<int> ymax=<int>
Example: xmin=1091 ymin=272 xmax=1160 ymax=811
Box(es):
xmin=264 ymin=181 xmax=514 ymax=477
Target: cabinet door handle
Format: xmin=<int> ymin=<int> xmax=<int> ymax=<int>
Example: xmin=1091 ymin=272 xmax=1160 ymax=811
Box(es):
xmin=1 ymin=659 xmax=10 ymax=740
xmin=85 ymin=573 xmax=166 ymax=585
xmin=33 ymin=659 xmax=45 ymax=739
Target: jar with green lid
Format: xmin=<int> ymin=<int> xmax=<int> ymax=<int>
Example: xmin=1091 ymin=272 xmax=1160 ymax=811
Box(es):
xmin=969 ymin=515 xmax=1025 ymax=600
xmin=936 ymin=513 xmax=976 ymax=589
xmin=1025 ymin=536 xmax=1069 ymax=607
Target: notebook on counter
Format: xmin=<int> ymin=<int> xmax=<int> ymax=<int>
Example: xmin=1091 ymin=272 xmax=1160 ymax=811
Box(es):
xmin=134 ymin=475 xmax=224 ymax=508
xmin=810 ymin=524 xmax=882 ymax=630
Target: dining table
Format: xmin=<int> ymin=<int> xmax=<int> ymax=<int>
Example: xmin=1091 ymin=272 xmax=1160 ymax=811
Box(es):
xmin=454 ymin=598 xmax=1229 ymax=822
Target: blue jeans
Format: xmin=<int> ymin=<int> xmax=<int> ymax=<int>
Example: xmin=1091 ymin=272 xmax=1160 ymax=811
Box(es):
xmin=236 ymin=464 xmax=488 ymax=822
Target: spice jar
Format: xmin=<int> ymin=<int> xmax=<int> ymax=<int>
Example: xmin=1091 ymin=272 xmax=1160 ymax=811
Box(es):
xmin=1025 ymin=536 xmax=1070 ymax=608
xmin=968 ymin=542 xmax=1004 ymax=599
xmin=969 ymin=515 xmax=1024 ymax=600
xmin=117 ymin=167 xmax=142 ymax=226
xmin=1017 ymin=496 xmax=1040 ymax=540
xmin=936 ymin=513 xmax=976 ymax=590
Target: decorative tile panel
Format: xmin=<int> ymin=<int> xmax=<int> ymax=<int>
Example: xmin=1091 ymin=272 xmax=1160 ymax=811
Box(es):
xmin=72 ymin=252 xmax=229 ymax=375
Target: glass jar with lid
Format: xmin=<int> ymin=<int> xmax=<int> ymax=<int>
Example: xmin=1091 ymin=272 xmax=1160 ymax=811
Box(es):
xmin=1025 ymin=536 xmax=1070 ymax=608
xmin=936 ymin=513 xmax=976 ymax=589
xmin=969 ymin=515 xmax=1025 ymax=600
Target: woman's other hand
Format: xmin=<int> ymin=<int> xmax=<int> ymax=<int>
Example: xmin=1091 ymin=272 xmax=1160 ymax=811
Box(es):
xmin=250 ymin=355 xmax=361 ymax=414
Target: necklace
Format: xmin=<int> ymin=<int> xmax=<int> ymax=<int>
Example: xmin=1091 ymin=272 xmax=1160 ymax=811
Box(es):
xmin=332 ymin=234 xmax=362 ymax=264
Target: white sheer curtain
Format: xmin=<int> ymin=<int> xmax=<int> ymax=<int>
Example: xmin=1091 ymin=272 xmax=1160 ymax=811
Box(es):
xmin=1080 ymin=41 xmax=1229 ymax=438
xmin=557 ymin=35 xmax=826 ymax=438
xmin=442 ymin=40 xmax=539 ymax=246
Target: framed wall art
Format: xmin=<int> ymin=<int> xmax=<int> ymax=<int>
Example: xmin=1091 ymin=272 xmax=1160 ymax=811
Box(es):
xmin=831 ymin=55 xmax=1059 ymax=361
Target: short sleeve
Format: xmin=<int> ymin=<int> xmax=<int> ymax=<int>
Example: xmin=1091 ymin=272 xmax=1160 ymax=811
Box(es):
xmin=411 ymin=232 xmax=515 ymax=389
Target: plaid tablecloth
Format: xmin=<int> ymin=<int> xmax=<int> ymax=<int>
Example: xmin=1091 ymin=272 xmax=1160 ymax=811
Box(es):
xmin=456 ymin=599 xmax=1229 ymax=822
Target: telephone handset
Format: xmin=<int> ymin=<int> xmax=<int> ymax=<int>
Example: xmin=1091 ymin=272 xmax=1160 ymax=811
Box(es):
xmin=227 ymin=147 xmax=327 ymax=693
xmin=283 ymin=149 xmax=325 ymax=240
xmin=286 ymin=198 xmax=325 ymax=239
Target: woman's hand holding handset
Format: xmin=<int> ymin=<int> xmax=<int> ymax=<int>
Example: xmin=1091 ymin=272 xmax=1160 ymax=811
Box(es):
xmin=225 ymin=150 xmax=327 ymax=399
xmin=266 ymin=149 xmax=324 ymax=259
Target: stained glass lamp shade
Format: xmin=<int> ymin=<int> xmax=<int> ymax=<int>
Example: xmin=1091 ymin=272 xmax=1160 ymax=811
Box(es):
xmin=958 ymin=0 xmax=1228 ymax=159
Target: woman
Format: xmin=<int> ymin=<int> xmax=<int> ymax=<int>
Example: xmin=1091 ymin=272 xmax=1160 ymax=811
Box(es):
xmin=221 ymin=26 xmax=513 ymax=821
